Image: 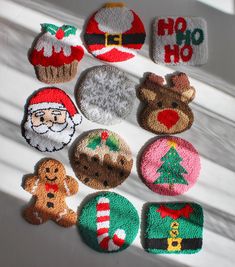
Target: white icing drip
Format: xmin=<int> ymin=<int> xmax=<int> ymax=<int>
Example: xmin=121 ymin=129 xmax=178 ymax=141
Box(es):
xmin=31 ymin=178 xmax=39 ymax=193
xmin=56 ymin=208 xmax=67 ymax=222
xmin=63 ymin=181 xmax=70 ymax=196
xmin=33 ymin=212 xmax=42 ymax=223
xmin=35 ymin=31 xmax=80 ymax=57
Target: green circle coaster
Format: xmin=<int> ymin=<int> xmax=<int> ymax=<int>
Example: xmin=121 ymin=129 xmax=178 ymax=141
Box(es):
xmin=78 ymin=192 xmax=139 ymax=253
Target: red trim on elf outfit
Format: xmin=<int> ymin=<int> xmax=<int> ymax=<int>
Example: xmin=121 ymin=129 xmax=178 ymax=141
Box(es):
xmin=156 ymin=204 xmax=193 ymax=220
xmin=30 ymin=46 xmax=84 ymax=67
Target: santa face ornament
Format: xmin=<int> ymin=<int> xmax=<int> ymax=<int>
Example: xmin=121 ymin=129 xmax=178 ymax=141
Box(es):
xmin=84 ymin=2 xmax=146 ymax=62
xmin=22 ymin=87 xmax=82 ymax=152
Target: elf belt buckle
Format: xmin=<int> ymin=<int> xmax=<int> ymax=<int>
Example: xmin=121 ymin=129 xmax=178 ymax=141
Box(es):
xmin=167 ymin=238 xmax=182 ymax=251
xmin=105 ymin=33 xmax=122 ymax=46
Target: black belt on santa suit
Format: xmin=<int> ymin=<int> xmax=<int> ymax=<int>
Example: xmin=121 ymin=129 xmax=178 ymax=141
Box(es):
xmin=145 ymin=238 xmax=202 ymax=250
xmin=84 ymin=33 xmax=146 ymax=46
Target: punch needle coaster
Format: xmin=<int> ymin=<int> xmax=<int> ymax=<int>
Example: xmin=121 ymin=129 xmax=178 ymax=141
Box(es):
xmin=79 ymin=192 xmax=139 ymax=252
xmin=140 ymin=137 xmax=200 ymax=196
xmin=138 ymin=72 xmax=195 ymax=134
xmin=152 ymin=16 xmax=208 ymax=65
xmin=23 ymin=159 xmax=79 ymax=227
xmin=84 ymin=2 xmax=146 ymax=62
xmin=22 ymin=87 xmax=82 ymax=152
xmin=71 ymin=129 xmax=133 ymax=190
xmin=144 ymin=202 xmax=203 ymax=254
xmin=30 ymin=23 xmax=84 ymax=83
xmin=77 ymin=65 xmax=135 ymax=125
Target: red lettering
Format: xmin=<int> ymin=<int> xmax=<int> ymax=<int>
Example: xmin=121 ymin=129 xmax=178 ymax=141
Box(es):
xmin=175 ymin=17 xmax=187 ymax=32
xmin=180 ymin=45 xmax=193 ymax=62
xmin=164 ymin=45 xmax=179 ymax=63
xmin=158 ymin=18 xmax=174 ymax=35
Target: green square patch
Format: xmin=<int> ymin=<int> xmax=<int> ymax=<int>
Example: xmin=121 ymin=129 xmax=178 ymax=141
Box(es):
xmin=144 ymin=202 xmax=203 ymax=254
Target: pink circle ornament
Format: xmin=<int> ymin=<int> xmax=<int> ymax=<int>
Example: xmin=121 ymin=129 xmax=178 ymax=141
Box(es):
xmin=140 ymin=137 xmax=200 ymax=196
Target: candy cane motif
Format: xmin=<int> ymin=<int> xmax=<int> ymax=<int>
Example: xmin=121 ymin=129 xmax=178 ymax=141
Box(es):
xmin=96 ymin=197 xmax=126 ymax=251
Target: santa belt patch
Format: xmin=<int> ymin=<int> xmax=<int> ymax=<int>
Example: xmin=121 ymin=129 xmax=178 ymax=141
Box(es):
xmin=145 ymin=238 xmax=202 ymax=251
xmin=84 ymin=33 xmax=146 ymax=46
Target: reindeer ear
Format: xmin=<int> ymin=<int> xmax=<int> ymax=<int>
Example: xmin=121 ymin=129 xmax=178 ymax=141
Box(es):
xmin=139 ymin=73 xmax=163 ymax=103
xmin=171 ymin=73 xmax=195 ymax=103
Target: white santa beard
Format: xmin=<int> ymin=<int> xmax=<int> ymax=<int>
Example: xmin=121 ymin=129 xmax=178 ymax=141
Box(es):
xmin=95 ymin=7 xmax=134 ymax=34
xmin=35 ymin=31 xmax=80 ymax=57
xmin=24 ymin=115 xmax=75 ymax=152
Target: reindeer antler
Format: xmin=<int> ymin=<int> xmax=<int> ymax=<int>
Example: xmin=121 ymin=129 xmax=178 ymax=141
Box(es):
xmin=170 ymin=73 xmax=195 ymax=102
xmin=145 ymin=73 xmax=164 ymax=87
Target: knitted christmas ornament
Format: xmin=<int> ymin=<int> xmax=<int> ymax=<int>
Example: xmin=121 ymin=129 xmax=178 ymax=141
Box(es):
xmin=140 ymin=137 xmax=200 ymax=196
xmin=79 ymin=192 xmax=139 ymax=252
xmin=23 ymin=159 xmax=79 ymax=227
xmin=30 ymin=24 xmax=84 ymax=83
xmin=71 ymin=129 xmax=133 ymax=189
xmin=144 ymin=202 xmax=203 ymax=254
xmin=152 ymin=17 xmax=208 ymax=65
xmin=138 ymin=72 xmax=195 ymax=134
xmin=22 ymin=87 xmax=82 ymax=152
xmin=84 ymin=2 xmax=146 ymax=62
xmin=76 ymin=65 xmax=135 ymax=125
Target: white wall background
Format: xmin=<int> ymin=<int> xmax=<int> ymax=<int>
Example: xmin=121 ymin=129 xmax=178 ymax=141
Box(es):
xmin=0 ymin=0 xmax=235 ymax=266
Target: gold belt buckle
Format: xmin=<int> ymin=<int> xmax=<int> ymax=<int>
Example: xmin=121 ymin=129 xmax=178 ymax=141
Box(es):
xmin=167 ymin=238 xmax=182 ymax=251
xmin=105 ymin=33 xmax=122 ymax=46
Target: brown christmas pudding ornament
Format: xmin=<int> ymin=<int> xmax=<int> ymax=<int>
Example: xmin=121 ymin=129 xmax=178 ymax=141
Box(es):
xmin=71 ymin=129 xmax=133 ymax=189
xmin=138 ymin=72 xmax=195 ymax=134
xmin=23 ymin=159 xmax=78 ymax=227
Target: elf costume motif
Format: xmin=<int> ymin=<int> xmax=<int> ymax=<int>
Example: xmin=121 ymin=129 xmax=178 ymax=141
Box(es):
xmin=30 ymin=24 xmax=84 ymax=83
xmin=144 ymin=203 xmax=203 ymax=254
xmin=71 ymin=129 xmax=133 ymax=189
xmin=84 ymin=2 xmax=146 ymax=62
xmin=79 ymin=192 xmax=139 ymax=253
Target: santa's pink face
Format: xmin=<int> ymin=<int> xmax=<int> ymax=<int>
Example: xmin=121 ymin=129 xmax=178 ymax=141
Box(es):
xmin=31 ymin=109 xmax=67 ymax=129
xmin=24 ymin=108 xmax=76 ymax=152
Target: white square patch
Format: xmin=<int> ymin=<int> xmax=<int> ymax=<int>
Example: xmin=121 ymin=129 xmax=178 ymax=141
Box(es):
xmin=152 ymin=17 xmax=208 ymax=65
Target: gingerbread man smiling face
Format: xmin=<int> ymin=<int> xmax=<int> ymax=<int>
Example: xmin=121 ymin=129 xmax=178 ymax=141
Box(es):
xmin=23 ymin=159 xmax=78 ymax=227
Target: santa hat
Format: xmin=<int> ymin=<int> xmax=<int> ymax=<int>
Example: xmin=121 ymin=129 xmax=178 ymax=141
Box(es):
xmin=28 ymin=87 xmax=82 ymax=125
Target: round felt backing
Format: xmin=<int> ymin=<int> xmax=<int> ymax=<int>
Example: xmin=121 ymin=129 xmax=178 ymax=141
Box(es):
xmin=77 ymin=65 xmax=135 ymax=125
xmin=140 ymin=137 xmax=200 ymax=196
xmin=79 ymin=192 xmax=139 ymax=253
xmin=71 ymin=129 xmax=133 ymax=189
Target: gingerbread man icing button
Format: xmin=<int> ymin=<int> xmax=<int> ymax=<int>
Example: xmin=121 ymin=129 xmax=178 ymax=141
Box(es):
xmin=23 ymin=159 xmax=79 ymax=227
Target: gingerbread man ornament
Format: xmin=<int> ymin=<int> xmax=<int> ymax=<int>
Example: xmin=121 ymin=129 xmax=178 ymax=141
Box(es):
xmin=23 ymin=159 xmax=78 ymax=227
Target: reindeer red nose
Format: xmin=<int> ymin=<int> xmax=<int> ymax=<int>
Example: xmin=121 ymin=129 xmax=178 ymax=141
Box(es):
xmin=157 ymin=109 xmax=179 ymax=129
xmin=55 ymin=28 xmax=64 ymax=40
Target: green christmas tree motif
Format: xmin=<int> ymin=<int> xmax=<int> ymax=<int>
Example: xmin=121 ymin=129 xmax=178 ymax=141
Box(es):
xmin=154 ymin=141 xmax=188 ymax=191
xmin=87 ymin=131 xmax=119 ymax=152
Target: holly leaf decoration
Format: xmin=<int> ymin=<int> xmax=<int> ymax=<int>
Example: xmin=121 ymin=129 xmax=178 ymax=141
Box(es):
xmin=41 ymin=23 xmax=59 ymax=35
xmin=61 ymin=25 xmax=77 ymax=37
xmin=106 ymin=135 xmax=119 ymax=152
xmin=87 ymin=136 xmax=102 ymax=150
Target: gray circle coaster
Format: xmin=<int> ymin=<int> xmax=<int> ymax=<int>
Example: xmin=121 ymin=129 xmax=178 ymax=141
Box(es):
xmin=76 ymin=65 xmax=135 ymax=125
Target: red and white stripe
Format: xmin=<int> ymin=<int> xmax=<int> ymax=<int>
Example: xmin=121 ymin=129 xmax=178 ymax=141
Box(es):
xmin=96 ymin=197 xmax=126 ymax=251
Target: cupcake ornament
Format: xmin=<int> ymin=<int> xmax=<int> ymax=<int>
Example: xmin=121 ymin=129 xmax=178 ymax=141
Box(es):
xmin=30 ymin=24 xmax=84 ymax=83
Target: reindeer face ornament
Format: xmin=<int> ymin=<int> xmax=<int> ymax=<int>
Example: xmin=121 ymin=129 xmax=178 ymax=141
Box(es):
xmin=138 ymin=72 xmax=195 ymax=134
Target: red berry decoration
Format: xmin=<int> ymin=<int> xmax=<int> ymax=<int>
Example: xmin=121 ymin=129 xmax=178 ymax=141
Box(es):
xmin=55 ymin=28 xmax=65 ymax=40
xmin=101 ymin=131 xmax=109 ymax=140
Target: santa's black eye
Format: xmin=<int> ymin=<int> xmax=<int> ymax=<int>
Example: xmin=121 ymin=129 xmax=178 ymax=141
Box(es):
xmin=40 ymin=117 xmax=44 ymax=122
xmin=54 ymin=116 xmax=57 ymax=121
xmin=157 ymin=101 xmax=163 ymax=107
xmin=172 ymin=102 xmax=178 ymax=108
xmin=46 ymin=168 xmax=50 ymax=172
xmin=54 ymin=168 xmax=58 ymax=173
